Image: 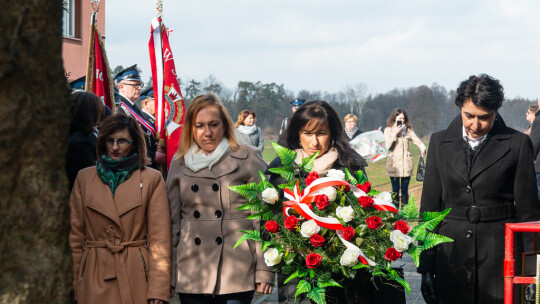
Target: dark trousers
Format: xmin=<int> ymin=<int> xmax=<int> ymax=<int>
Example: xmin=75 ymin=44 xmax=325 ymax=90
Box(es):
xmin=390 ymin=177 xmax=411 ymax=198
xmin=536 ymin=173 xmax=540 ymax=200
xmin=178 ymin=291 xmax=254 ymax=304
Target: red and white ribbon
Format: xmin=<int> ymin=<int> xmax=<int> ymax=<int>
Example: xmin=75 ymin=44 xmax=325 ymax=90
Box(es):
xmin=282 ymin=176 xmax=397 ymax=266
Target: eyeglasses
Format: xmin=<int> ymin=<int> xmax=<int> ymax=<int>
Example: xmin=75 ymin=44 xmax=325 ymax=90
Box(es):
xmin=123 ymin=83 xmax=144 ymax=89
xmin=106 ymin=139 xmax=133 ymax=147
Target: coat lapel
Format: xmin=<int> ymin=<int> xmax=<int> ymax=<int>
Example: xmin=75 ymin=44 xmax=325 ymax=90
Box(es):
xmin=86 ymin=172 xmax=122 ymax=228
xmin=441 ymin=115 xmax=470 ymax=184
xmin=469 ymin=118 xmax=511 ymax=181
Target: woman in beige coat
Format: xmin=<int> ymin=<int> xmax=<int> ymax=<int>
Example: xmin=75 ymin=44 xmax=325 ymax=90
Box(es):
xmin=167 ymin=94 xmax=273 ymax=304
xmin=384 ymin=108 xmax=426 ymax=206
xmin=69 ymin=114 xmax=171 ymax=304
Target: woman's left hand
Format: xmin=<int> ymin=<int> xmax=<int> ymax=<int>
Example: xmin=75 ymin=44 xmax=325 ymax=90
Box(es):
xmin=257 ymin=282 xmax=273 ymax=294
xmin=148 ymin=299 xmax=164 ymax=304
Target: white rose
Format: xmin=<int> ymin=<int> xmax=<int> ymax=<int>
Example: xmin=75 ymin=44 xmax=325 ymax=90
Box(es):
xmin=374 ymin=192 xmax=393 ymax=203
xmin=340 ymin=248 xmax=360 ymax=267
xmin=336 ymin=206 xmax=355 ymax=223
xmin=390 ymin=230 xmax=412 ymax=252
xmin=327 ymin=169 xmax=346 ymax=181
xmin=261 ymin=188 xmax=279 ymax=205
xmin=264 ymin=248 xmax=283 ymax=266
xmin=300 ymin=219 xmax=320 ymax=237
xmin=318 ymin=187 xmax=337 ymax=202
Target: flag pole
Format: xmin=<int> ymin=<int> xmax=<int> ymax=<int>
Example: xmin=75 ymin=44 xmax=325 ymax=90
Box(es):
xmin=85 ymin=0 xmax=100 ymax=91
xmin=156 ymin=0 xmax=165 ymax=146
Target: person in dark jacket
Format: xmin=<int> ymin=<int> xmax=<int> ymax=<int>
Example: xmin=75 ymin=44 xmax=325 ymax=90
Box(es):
xmin=342 ymin=113 xmax=363 ymax=141
xmin=529 ymin=99 xmax=540 ymax=200
xmin=268 ymin=101 xmax=405 ymax=304
xmin=66 ymin=91 xmax=104 ymax=190
xmin=418 ymin=74 xmax=540 ymax=304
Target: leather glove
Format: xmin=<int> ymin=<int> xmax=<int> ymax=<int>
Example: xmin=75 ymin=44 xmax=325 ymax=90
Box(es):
xmin=155 ymin=145 xmax=167 ymax=165
xmin=421 ymin=272 xmax=437 ymax=304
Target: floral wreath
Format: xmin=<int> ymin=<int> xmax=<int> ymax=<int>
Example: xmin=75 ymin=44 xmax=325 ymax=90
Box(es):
xmin=229 ymin=143 xmax=452 ymax=304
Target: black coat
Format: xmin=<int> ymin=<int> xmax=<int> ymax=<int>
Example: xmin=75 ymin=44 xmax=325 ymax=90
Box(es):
xmin=141 ymin=111 xmax=158 ymax=169
xmin=418 ymin=114 xmax=540 ymax=303
xmin=66 ymin=124 xmax=97 ymax=191
xmin=529 ymin=111 xmax=540 ymax=172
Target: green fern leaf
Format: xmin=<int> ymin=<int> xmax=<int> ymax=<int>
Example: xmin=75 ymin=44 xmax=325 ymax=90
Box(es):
xmin=422 ymin=208 xmax=451 ymax=222
xmin=246 ymin=213 xmax=262 ymax=220
xmin=237 ymin=202 xmax=262 ymax=212
xmin=278 ymin=180 xmax=298 ymax=190
xmin=269 ymin=166 xmax=295 ymax=181
xmin=399 ymin=194 xmax=419 ymax=219
xmin=257 ymin=171 xmax=274 ymax=192
xmin=345 ymin=168 xmax=358 ymax=185
xmin=308 ymin=287 xmax=326 ymax=304
xmin=421 ymin=232 xmax=453 ymax=250
xmin=300 ymin=151 xmax=319 ymax=173
xmin=407 ymin=246 xmax=422 ymax=267
xmin=295 ymin=280 xmax=312 ymax=301
xmin=409 ymin=225 xmax=427 ymax=241
xmin=261 ymin=240 xmax=275 ymax=251
xmin=420 ymin=208 xmax=451 ymax=231
xmin=228 ymin=183 xmax=259 ymax=200
xmin=233 ymin=230 xmax=261 ymax=249
xmin=273 ymin=142 xmax=298 ymax=166
xmin=356 ymin=170 xmax=367 ymax=184
xmin=317 ymin=278 xmax=342 ymax=288
xmin=284 ymin=269 xmax=309 ymax=284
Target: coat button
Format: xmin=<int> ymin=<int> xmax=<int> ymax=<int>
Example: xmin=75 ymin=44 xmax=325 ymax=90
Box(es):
xmin=194 ymin=210 xmax=200 ymax=218
xmin=212 ymin=184 xmax=219 ymax=192
xmin=215 ymin=237 xmax=223 ymax=245
xmin=466 ymin=230 xmax=473 ymax=238
xmin=191 ymin=184 xmax=199 ymax=192
xmin=194 ymin=237 xmax=201 ymax=245
xmin=215 ymin=210 xmax=222 ymax=218
xmin=465 ymin=186 xmax=471 ymax=193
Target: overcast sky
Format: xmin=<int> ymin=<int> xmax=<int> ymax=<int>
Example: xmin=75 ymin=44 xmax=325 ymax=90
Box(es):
xmin=105 ymin=0 xmax=540 ymax=99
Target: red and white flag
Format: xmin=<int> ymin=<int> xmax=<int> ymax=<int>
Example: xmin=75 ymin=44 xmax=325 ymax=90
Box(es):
xmin=92 ymin=30 xmax=115 ymax=111
xmin=149 ymin=17 xmax=185 ymax=169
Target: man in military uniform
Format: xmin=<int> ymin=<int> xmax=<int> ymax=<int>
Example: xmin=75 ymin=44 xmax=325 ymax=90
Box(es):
xmin=278 ymin=98 xmax=305 ymax=144
xmin=139 ymin=86 xmax=160 ymax=169
xmin=115 ymin=65 xmax=144 ymax=115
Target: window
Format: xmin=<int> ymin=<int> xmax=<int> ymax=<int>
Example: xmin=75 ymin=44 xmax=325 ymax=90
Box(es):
xmin=62 ymin=0 xmax=75 ymax=38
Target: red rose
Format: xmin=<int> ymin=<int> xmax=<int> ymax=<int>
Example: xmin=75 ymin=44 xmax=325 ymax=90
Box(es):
xmin=309 ymin=234 xmax=325 ymax=247
xmin=264 ymin=220 xmax=279 ymax=233
xmin=316 ymin=194 xmax=329 ymax=210
xmin=284 ymin=215 xmax=298 ymax=231
xmin=358 ymin=196 xmax=374 ymax=208
xmin=394 ymin=220 xmax=410 ymax=234
xmin=343 ymin=226 xmax=355 ymax=241
xmin=305 ymin=172 xmax=319 ymax=186
xmin=356 ymin=181 xmax=371 ymax=193
xmin=366 ymin=216 xmax=382 ymax=229
xmin=384 ymin=247 xmax=402 ymax=261
xmin=306 ymin=253 xmax=323 ymax=268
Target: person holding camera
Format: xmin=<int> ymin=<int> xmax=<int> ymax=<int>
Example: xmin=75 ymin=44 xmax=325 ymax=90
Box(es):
xmin=384 ymin=108 xmax=426 ymax=206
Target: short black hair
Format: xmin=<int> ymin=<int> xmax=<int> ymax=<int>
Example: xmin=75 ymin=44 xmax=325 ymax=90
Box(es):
xmin=455 ymin=74 xmax=504 ymax=111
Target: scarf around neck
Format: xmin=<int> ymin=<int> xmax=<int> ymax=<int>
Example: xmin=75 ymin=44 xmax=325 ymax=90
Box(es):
xmin=345 ymin=127 xmax=358 ymax=139
xmin=184 ymin=138 xmax=231 ymax=172
xmin=237 ymin=124 xmax=257 ymax=135
xmin=97 ymin=154 xmax=139 ymax=197
xmin=294 ymin=148 xmax=339 ymax=176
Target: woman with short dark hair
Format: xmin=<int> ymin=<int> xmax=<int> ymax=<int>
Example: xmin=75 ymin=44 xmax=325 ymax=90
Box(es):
xmin=69 ymin=114 xmax=171 ymax=304
xmin=418 ymin=74 xmax=540 ymax=303
xmin=66 ymin=91 xmax=104 ymax=190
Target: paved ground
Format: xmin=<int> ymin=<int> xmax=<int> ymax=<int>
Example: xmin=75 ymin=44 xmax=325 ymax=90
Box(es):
xmin=170 ymin=254 xmax=425 ymax=304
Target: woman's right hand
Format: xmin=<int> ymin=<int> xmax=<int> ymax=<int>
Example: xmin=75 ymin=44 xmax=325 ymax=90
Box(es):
xmin=393 ymin=125 xmax=403 ymax=137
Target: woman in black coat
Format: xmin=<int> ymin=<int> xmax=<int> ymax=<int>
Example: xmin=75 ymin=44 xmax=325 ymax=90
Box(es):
xmin=268 ymin=101 xmax=405 ymax=304
xmin=66 ymin=91 xmax=103 ymax=190
xmin=418 ymin=74 xmax=540 ymax=304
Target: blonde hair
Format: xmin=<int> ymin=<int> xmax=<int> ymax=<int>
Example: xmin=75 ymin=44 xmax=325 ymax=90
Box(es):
xmin=176 ymin=94 xmax=241 ymax=158
xmin=235 ymin=110 xmax=256 ymax=127
xmin=344 ymin=114 xmax=357 ymax=123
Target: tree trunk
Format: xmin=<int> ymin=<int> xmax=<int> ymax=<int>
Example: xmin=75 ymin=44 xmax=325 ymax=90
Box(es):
xmin=0 ymin=1 xmax=72 ymax=303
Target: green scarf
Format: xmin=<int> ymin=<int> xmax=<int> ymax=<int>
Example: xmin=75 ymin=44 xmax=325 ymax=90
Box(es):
xmin=97 ymin=154 xmax=139 ymax=197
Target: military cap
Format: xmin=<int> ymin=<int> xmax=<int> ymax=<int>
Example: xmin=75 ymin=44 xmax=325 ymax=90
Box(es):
xmin=140 ymin=86 xmax=154 ymax=100
xmin=114 ymin=64 xmax=141 ymax=83
xmin=69 ymin=76 xmax=86 ymax=91
xmin=291 ymin=98 xmax=305 ymax=108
